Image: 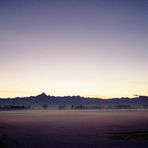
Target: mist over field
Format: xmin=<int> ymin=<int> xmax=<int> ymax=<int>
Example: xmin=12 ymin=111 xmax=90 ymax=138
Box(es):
xmin=0 ymin=110 xmax=148 ymax=148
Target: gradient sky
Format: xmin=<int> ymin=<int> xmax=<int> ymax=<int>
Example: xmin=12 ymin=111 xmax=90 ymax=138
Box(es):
xmin=0 ymin=0 xmax=148 ymax=98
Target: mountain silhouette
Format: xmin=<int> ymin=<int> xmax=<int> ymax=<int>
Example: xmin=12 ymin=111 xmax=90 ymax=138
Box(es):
xmin=0 ymin=93 xmax=148 ymax=109
xmin=36 ymin=92 xmax=48 ymax=98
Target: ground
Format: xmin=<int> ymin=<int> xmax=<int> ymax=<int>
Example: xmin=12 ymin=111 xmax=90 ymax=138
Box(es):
xmin=0 ymin=110 xmax=148 ymax=148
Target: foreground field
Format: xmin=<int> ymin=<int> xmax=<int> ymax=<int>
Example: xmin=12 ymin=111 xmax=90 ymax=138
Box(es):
xmin=0 ymin=110 xmax=148 ymax=148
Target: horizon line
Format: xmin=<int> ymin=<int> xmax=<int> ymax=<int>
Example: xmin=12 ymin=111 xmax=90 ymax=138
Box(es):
xmin=0 ymin=92 xmax=147 ymax=100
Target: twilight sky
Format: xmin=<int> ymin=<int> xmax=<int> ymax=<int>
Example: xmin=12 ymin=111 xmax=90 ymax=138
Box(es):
xmin=0 ymin=0 xmax=148 ymax=98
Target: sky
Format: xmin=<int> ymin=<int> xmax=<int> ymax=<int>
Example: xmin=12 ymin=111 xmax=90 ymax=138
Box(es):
xmin=0 ymin=0 xmax=148 ymax=98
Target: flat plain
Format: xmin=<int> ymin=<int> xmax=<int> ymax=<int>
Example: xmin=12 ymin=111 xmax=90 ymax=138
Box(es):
xmin=0 ymin=110 xmax=148 ymax=148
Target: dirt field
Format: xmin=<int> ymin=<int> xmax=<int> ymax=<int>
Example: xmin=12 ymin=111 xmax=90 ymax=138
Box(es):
xmin=0 ymin=110 xmax=148 ymax=148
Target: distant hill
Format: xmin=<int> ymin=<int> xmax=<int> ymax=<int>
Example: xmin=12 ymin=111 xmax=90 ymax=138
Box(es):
xmin=0 ymin=93 xmax=148 ymax=109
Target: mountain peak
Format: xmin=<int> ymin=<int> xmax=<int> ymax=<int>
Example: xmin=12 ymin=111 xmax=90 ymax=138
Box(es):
xmin=38 ymin=92 xmax=48 ymax=97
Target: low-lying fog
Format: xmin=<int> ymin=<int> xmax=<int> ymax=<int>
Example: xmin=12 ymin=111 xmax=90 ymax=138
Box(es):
xmin=0 ymin=110 xmax=148 ymax=148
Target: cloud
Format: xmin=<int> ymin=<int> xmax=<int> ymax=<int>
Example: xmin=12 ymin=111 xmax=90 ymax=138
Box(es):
xmin=133 ymin=94 xmax=139 ymax=97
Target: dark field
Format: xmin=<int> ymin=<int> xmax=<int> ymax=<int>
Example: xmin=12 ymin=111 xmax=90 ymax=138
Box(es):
xmin=0 ymin=110 xmax=148 ymax=148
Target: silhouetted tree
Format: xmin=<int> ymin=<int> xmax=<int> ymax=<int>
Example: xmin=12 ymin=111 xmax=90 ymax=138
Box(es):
xmin=42 ymin=104 xmax=48 ymax=110
xmin=144 ymin=104 xmax=148 ymax=109
xmin=58 ymin=105 xmax=66 ymax=110
xmin=71 ymin=105 xmax=74 ymax=109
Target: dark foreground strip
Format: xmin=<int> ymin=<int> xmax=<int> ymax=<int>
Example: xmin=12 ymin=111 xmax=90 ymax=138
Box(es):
xmin=108 ymin=131 xmax=148 ymax=140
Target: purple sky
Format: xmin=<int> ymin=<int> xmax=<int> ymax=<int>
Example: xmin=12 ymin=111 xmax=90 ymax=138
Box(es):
xmin=0 ymin=0 xmax=148 ymax=98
